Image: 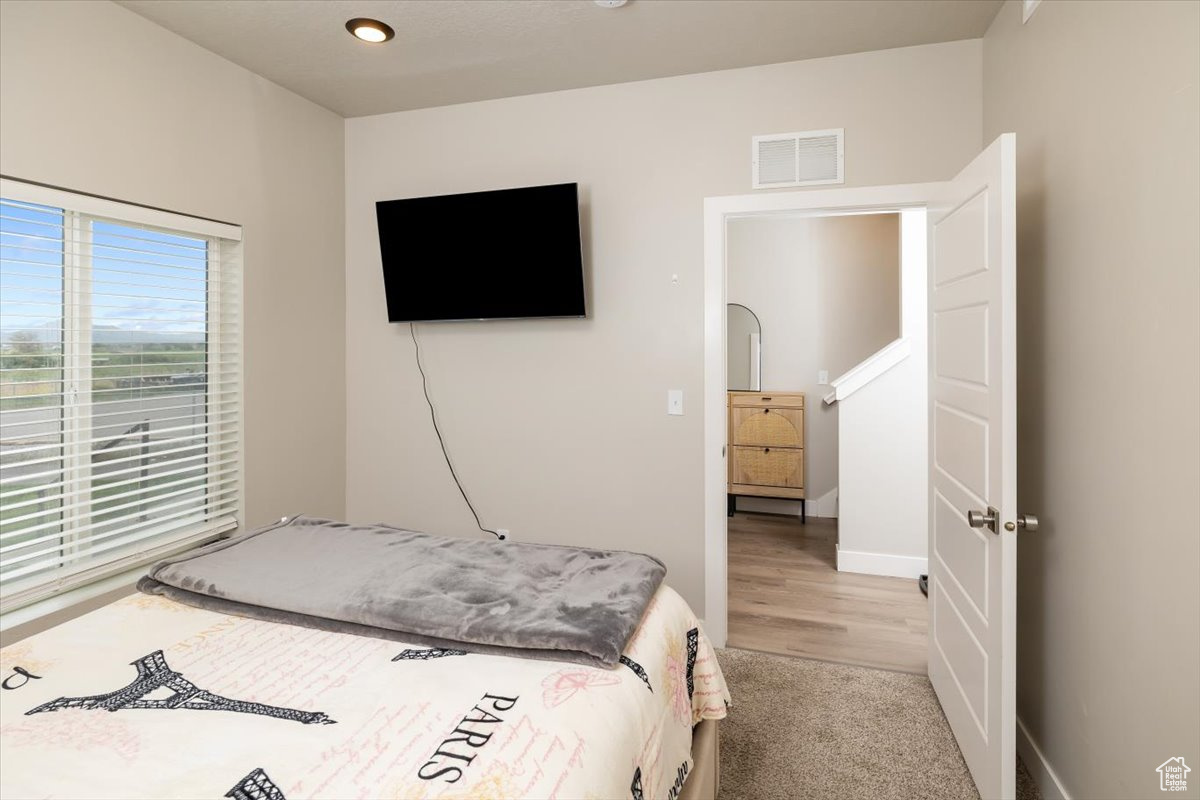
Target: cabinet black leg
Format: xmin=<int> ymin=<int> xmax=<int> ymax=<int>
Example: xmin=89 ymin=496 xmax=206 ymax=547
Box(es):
xmin=801 ymin=499 xmax=806 ymax=524
xmin=727 ymin=494 xmax=736 ymax=517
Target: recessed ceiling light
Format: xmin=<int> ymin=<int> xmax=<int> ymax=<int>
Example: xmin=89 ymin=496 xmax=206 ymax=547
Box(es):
xmin=345 ymin=18 xmax=395 ymax=43
xmin=594 ymin=0 xmax=628 ymax=7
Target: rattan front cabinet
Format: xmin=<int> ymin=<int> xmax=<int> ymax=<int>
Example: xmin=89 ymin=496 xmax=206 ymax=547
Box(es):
xmin=727 ymin=391 xmax=806 ymax=521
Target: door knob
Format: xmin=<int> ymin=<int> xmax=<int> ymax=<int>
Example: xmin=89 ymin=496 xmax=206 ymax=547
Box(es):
xmin=1004 ymin=514 xmax=1039 ymax=532
xmin=967 ymin=507 xmax=999 ymax=534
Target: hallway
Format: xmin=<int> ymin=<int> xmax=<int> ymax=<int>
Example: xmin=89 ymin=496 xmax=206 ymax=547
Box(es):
xmin=727 ymin=511 xmax=929 ymax=674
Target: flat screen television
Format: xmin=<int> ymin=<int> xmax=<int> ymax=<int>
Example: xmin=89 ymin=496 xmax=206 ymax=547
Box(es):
xmin=376 ymin=182 xmax=586 ymax=323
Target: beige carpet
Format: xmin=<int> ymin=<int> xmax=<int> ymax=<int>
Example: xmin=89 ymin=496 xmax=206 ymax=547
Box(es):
xmin=716 ymin=648 xmax=1042 ymax=800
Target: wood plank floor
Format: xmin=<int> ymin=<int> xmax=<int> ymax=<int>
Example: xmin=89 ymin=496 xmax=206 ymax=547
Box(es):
xmin=727 ymin=511 xmax=929 ymax=674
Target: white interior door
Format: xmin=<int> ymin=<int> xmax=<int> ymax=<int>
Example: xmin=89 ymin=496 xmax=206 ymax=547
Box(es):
xmin=928 ymin=133 xmax=1021 ymax=800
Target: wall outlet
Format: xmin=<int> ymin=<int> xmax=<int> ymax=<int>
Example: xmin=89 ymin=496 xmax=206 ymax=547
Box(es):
xmin=496 ymin=528 xmax=510 ymax=541
xmin=818 ymin=370 xmax=829 ymax=385
xmin=667 ymin=389 xmax=684 ymax=416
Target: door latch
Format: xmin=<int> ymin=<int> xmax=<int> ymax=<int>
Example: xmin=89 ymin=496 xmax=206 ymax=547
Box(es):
xmin=1004 ymin=514 xmax=1039 ymax=532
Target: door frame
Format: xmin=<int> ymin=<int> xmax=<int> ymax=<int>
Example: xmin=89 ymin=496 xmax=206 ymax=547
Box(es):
xmin=702 ymin=182 xmax=944 ymax=648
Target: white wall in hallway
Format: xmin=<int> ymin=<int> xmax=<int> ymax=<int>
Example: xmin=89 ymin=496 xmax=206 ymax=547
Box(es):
xmin=835 ymin=208 xmax=928 ymax=578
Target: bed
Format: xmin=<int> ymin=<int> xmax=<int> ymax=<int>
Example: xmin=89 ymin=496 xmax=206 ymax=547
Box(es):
xmin=0 ymin=517 xmax=729 ymax=799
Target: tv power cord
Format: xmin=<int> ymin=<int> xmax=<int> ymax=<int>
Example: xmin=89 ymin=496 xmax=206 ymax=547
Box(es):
xmin=410 ymin=323 xmax=506 ymax=541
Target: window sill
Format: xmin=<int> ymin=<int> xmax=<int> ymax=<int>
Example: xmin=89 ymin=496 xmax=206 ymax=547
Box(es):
xmin=0 ymin=565 xmax=144 ymax=643
xmin=0 ymin=518 xmax=235 ymax=644
xmin=1 ymin=518 xmax=236 ymax=617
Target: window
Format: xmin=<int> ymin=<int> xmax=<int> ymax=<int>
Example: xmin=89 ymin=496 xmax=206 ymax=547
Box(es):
xmin=0 ymin=179 xmax=242 ymax=612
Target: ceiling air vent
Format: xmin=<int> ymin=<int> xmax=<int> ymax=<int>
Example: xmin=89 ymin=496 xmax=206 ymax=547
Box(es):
xmin=752 ymin=128 xmax=844 ymax=189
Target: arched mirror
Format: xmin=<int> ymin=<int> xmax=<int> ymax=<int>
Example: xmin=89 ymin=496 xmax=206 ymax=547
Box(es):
xmin=726 ymin=303 xmax=762 ymax=391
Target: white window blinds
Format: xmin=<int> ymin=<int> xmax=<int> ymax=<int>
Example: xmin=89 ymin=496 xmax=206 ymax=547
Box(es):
xmin=0 ymin=179 xmax=242 ymax=612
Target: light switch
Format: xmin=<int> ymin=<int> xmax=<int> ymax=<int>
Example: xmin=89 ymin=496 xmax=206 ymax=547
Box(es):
xmin=667 ymin=390 xmax=684 ymax=416
xmin=818 ymin=370 xmax=829 ymax=385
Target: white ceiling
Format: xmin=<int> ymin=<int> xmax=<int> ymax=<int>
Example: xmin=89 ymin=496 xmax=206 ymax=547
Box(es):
xmin=116 ymin=0 xmax=1002 ymax=118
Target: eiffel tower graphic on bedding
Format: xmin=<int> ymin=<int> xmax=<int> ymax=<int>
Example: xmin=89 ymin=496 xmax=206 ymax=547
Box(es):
xmin=225 ymin=767 xmax=287 ymax=800
xmin=25 ymin=650 xmax=334 ymax=725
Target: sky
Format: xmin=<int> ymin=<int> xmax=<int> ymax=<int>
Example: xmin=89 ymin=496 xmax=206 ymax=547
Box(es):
xmin=0 ymin=199 xmax=210 ymax=344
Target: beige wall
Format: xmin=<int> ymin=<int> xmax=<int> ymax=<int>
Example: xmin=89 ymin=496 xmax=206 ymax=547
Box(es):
xmin=0 ymin=2 xmax=347 ymax=530
xmin=983 ymin=2 xmax=1200 ymax=797
xmin=815 ymin=215 xmax=902 ymax=385
xmin=345 ymin=41 xmax=981 ymax=614
xmin=727 ymin=213 xmax=900 ymax=510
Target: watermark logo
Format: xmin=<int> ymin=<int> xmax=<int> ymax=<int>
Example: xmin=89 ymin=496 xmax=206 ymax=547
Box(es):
xmin=1157 ymin=757 xmax=1190 ymax=792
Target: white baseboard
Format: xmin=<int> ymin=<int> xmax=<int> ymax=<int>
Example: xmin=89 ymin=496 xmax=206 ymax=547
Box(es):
xmin=835 ymin=547 xmax=927 ymax=579
xmin=1017 ymin=715 xmax=1070 ymax=800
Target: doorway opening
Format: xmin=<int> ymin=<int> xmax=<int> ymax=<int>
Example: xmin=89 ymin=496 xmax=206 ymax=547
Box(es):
xmin=726 ymin=212 xmax=901 ymax=520
xmin=703 ymin=183 xmax=938 ymax=654
xmin=723 ymin=210 xmax=928 ymax=672
xmin=705 ymin=137 xmax=1020 ymax=799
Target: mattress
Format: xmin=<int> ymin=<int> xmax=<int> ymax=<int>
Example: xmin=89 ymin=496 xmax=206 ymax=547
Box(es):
xmin=0 ymin=584 xmax=729 ymax=799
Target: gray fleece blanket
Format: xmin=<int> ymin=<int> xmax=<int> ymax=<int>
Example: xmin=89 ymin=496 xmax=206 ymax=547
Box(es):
xmin=137 ymin=516 xmax=666 ymax=668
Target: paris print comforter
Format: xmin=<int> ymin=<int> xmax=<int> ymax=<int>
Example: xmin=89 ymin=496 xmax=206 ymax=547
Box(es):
xmin=0 ymin=585 xmax=729 ymax=799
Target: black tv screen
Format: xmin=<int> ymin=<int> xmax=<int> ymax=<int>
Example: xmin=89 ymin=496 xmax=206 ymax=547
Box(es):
xmin=376 ymin=182 xmax=586 ymax=322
